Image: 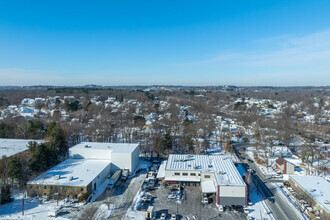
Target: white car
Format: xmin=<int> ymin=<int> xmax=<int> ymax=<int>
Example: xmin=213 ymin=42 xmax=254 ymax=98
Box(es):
xmin=160 ymin=213 xmax=167 ymax=220
xmin=202 ymin=197 xmax=208 ymax=204
xmin=218 ymin=205 xmax=224 ymax=212
xmin=171 ymin=214 xmax=177 ymax=220
xmin=243 ymin=206 xmax=250 ymax=214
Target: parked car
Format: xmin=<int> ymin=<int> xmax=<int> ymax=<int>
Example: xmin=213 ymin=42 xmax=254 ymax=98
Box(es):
xmin=160 ymin=213 xmax=167 ymax=220
xmin=171 ymin=214 xmax=177 ymax=220
xmin=219 ymin=205 xmax=224 ymax=212
xmin=168 ymin=194 xmax=177 ymax=201
xmin=247 ymin=159 xmax=254 ymax=163
xmin=202 ymin=197 xmax=208 ymax=204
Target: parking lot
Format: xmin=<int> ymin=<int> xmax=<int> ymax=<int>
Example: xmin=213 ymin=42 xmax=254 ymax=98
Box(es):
xmin=151 ymin=186 xmax=247 ymax=220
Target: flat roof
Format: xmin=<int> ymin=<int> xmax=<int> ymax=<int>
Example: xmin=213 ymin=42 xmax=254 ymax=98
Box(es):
xmin=201 ymin=181 xmax=216 ymax=193
xmin=28 ymin=158 xmax=111 ymax=187
xmin=290 ymin=175 xmax=330 ymax=213
xmin=71 ymin=142 xmax=138 ymax=154
xmin=156 ymin=161 xmax=166 ymax=179
xmin=0 ymin=138 xmax=44 ymax=158
xmin=166 ymin=154 xmax=246 ymax=186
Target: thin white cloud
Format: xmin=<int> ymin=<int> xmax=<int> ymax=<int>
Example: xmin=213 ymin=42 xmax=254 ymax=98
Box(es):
xmin=203 ymin=29 xmax=330 ymax=68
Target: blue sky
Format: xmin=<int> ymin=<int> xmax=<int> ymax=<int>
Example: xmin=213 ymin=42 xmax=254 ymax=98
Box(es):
xmin=0 ymin=0 xmax=329 ymax=86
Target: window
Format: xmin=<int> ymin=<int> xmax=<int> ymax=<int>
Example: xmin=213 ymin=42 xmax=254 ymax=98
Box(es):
xmin=174 ymin=173 xmax=180 ymax=176
xmin=182 ymin=173 xmax=188 ymax=176
xmin=50 ymin=186 xmax=53 ymax=190
xmin=198 ymin=173 xmax=201 ymax=176
xmin=190 ymin=173 xmax=196 ymax=176
xmin=30 ymin=186 xmax=33 ymax=189
xmin=204 ymin=175 xmax=211 ymax=178
xmin=81 ymin=188 xmax=84 ymax=192
xmin=44 ymin=186 xmax=47 ymax=189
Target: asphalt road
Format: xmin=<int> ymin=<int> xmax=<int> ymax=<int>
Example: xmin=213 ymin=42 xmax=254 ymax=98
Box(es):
xmin=233 ymin=143 xmax=303 ymax=220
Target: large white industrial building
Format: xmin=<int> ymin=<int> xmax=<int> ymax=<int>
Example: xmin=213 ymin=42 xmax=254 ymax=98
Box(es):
xmin=160 ymin=154 xmax=247 ymax=206
xmin=69 ymin=142 xmax=140 ymax=173
xmin=27 ymin=142 xmax=139 ymax=199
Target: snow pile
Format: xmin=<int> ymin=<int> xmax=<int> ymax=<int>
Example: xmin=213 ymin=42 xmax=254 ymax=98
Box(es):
xmin=274 ymin=184 xmax=308 ymax=220
xmin=129 ymin=160 xmax=151 ymax=178
xmin=93 ymin=204 xmax=114 ymax=220
xmin=125 ymin=190 xmax=146 ymax=220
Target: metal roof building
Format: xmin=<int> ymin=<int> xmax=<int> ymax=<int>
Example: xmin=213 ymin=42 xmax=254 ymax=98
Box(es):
xmin=164 ymin=154 xmax=247 ymax=206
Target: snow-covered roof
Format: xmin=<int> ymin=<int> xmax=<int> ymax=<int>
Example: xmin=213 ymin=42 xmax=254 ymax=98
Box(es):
xmin=0 ymin=138 xmax=44 ymax=158
xmin=166 ymin=154 xmax=245 ymax=186
xmin=290 ymin=175 xmax=330 ymax=213
xmin=71 ymin=142 xmax=139 ymax=154
xmin=201 ymin=181 xmax=216 ymax=193
xmin=156 ymin=161 xmax=166 ymax=179
xmin=28 ymin=158 xmax=111 ymax=187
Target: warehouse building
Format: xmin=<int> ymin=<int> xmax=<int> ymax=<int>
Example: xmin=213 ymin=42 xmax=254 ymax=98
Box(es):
xmin=27 ymin=142 xmax=139 ymax=200
xmin=162 ymin=154 xmax=247 ymax=206
xmin=289 ymin=175 xmax=330 ymax=220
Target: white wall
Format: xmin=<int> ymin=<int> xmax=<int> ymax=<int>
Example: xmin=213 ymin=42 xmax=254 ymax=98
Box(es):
xmin=69 ymin=147 xmax=112 ymax=160
xmin=219 ymin=186 xmax=245 ymax=197
xmin=131 ymin=145 xmax=140 ymax=173
xmin=91 ymin=163 xmax=111 ymax=191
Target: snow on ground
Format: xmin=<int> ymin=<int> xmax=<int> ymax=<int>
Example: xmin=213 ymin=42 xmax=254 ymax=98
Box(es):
xmin=247 ymin=185 xmax=274 ymax=220
xmin=237 ymin=164 xmax=274 ymax=220
xmin=93 ymin=204 xmax=114 ymax=220
xmin=0 ymin=195 xmax=72 ymax=220
xmin=129 ymin=160 xmax=151 ymax=178
xmin=125 ymin=190 xmax=146 ymax=220
xmin=0 ymin=138 xmax=44 ymax=158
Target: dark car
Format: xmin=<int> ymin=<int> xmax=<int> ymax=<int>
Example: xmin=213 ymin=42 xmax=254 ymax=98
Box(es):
xmin=248 ymin=159 xmax=254 ymax=163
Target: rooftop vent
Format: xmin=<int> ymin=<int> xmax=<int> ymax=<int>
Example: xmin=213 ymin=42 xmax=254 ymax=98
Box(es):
xmin=85 ymin=145 xmax=89 ymax=148
xmin=54 ymin=175 xmax=60 ymax=180
xmin=69 ymin=176 xmax=73 ymax=181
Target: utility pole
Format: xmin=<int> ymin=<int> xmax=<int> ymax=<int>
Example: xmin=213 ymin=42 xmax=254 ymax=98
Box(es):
xmin=22 ymin=189 xmax=24 ymax=216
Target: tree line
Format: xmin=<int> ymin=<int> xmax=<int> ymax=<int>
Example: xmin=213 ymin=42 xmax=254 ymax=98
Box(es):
xmin=0 ymin=122 xmax=67 ymax=204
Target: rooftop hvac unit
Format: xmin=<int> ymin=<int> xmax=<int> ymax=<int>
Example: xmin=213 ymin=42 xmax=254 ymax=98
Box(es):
xmin=85 ymin=145 xmax=89 ymax=148
xmin=54 ymin=175 xmax=60 ymax=180
xmin=69 ymin=176 xmax=73 ymax=181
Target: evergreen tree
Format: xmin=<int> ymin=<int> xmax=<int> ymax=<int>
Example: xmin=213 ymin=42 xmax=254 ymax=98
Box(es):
xmin=0 ymin=184 xmax=12 ymax=204
xmin=9 ymin=157 xmax=22 ymax=184
xmin=0 ymin=122 xmax=9 ymax=138
xmin=46 ymin=122 xmax=67 ymax=156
